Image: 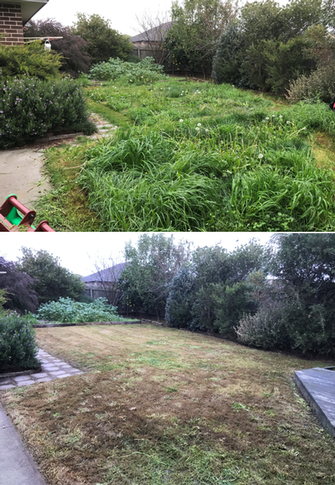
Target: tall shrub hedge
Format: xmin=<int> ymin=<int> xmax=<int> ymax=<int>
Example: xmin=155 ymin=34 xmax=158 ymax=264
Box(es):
xmin=0 ymin=77 xmax=96 ymax=148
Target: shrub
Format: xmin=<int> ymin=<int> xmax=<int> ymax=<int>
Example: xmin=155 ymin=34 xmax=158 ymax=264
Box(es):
xmin=25 ymin=20 xmax=91 ymax=76
xmin=35 ymin=297 xmax=120 ymax=323
xmin=165 ymin=268 xmax=195 ymax=328
xmin=0 ymin=315 xmax=40 ymax=371
xmin=0 ymin=77 xmax=96 ymax=149
xmin=235 ymin=302 xmax=288 ymax=350
xmin=89 ymin=57 xmax=166 ymax=84
xmin=0 ymin=41 xmax=62 ymax=80
xmin=286 ymin=64 xmax=335 ymax=102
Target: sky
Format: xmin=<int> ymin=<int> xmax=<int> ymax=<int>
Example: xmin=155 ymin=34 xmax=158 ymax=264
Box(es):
xmin=0 ymin=232 xmax=274 ymax=277
xmin=33 ymin=0 xmax=289 ymax=37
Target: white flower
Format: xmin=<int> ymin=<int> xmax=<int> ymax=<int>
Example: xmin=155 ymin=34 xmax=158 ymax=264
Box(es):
xmin=205 ymin=129 xmax=209 ymax=132
xmin=195 ymin=127 xmax=200 ymax=131
xmin=179 ymin=119 xmax=183 ymax=122
xmin=279 ymin=115 xmax=283 ymax=118
xmin=197 ymin=123 xmax=201 ymax=126
xmin=258 ymin=153 xmax=264 ymax=159
xmin=266 ymin=117 xmax=269 ymax=120
xmin=272 ymin=114 xmax=275 ymax=117
xmin=287 ymin=121 xmax=290 ymax=124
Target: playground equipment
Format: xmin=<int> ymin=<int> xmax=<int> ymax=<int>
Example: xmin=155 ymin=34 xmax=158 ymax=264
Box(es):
xmin=0 ymin=194 xmax=55 ymax=232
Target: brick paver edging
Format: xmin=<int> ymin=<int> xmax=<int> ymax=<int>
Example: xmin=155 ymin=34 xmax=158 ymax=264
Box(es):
xmin=33 ymin=320 xmax=141 ymax=328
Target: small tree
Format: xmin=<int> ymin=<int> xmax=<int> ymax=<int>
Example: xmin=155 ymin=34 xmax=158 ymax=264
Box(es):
xmin=73 ymin=13 xmax=133 ymax=64
xmin=17 ymin=248 xmax=84 ymax=305
xmin=0 ymin=257 xmax=38 ymax=313
xmin=24 ymin=19 xmax=91 ymax=76
xmin=135 ymin=11 xmax=172 ymax=64
xmin=119 ymin=234 xmax=192 ymax=319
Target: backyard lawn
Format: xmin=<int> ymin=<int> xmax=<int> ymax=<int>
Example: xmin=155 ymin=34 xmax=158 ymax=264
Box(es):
xmin=0 ymin=324 xmax=334 ymax=485
xmin=35 ymin=79 xmax=335 ymax=232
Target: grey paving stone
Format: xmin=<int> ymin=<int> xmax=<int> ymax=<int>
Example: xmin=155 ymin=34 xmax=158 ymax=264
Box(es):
xmin=12 ymin=376 xmax=34 ymax=383
xmin=0 ymin=384 xmax=15 ymax=390
xmin=35 ymin=377 xmax=53 ymax=383
xmin=49 ymin=371 xmax=69 ymax=377
xmin=30 ymin=372 xmax=48 ymax=378
xmin=0 ymin=379 xmax=12 ymax=386
xmin=41 ymin=365 xmax=59 ymax=371
xmin=16 ymin=380 xmax=35 ymax=387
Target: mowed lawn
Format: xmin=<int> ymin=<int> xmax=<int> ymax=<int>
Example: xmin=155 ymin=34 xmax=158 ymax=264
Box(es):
xmin=1 ymin=324 xmax=334 ymax=485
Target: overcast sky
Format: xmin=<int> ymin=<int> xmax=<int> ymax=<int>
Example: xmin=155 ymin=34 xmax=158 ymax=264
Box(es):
xmin=1 ymin=232 xmax=273 ymax=277
xmin=33 ymin=0 xmax=290 ymax=37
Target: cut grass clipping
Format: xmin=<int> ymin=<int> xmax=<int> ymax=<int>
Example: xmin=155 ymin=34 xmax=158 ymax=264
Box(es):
xmin=39 ymin=80 xmax=335 ymax=231
xmin=1 ymin=325 xmax=334 ymax=485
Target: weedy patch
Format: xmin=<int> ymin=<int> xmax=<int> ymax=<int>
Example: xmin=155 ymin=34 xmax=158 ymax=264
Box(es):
xmin=0 ymin=324 xmax=334 ymax=485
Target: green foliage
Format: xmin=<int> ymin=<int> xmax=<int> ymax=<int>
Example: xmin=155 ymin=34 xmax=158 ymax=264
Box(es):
xmin=165 ymin=0 xmax=237 ymax=75
xmin=165 ymin=242 xmax=265 ymax=335
xmin=89 ymin=57 xmax=166 ymax=84
xmin=0 ymin=257 xmax=38 ymax=313
xmin=212 ymin=0 xmax=323 ymax=93
xmin=17 ymin=248 xmax=85 ymax=305
xmin=0 ymin=41 xmax=62 ymax=80
xmin=118 ymin=234 xmax=191 ymax=318
xmin=35 ymin=297 xmax=119 ymax=323
xmin=236 ymin=233 xmax=335 ymax=356
xmin=73 ymin=13 xmax=133 ymax=64
xmin=165 ymin=268 xmax=195 ymax=328
xmin=24 ymin=19 xmax=91 ymax=76
xmin=0 ymin=76 xmax=96 ymax=149
xmin=0 ymin=315 xmax=40 ymax=371
xmin=0 ymin=289 xmax=7 ymax=318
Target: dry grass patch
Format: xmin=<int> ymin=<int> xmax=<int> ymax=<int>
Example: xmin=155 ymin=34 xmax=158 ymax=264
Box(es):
xmin=1 ymin=324 xmax=334 ymax=485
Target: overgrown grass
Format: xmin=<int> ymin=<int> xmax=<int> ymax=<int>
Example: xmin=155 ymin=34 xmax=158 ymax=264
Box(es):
xmin=39 ymin=79 xmax=335 ymax=231
xmin=1 ymin=325 xmax=334 ymax=484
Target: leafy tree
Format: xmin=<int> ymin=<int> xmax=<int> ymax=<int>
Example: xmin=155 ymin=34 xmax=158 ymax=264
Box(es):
xmin=265 ymin=233 xmax=335 ymax=355
xmin=165 ymin=241 xmax=265 ymax=334
xmin=165 ymin=0 xmax=238 ymax=76
xmin=73 ymin=13 xmax=133 ymax=64
xmin=24 ymin=19 xmax=91 ymax=76
xmin=0 ymin=257 xmax=38 ymax=313
xmin=17 ymin=248 xmax=84 ymax=305
xmin=213 ymin=0 xmax=323 ymax=92
xmin=118 ymin=234 xmax=192 ymax=319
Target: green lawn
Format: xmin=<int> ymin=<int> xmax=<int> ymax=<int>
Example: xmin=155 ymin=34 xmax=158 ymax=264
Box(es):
xmin=0 ymin=324 xmax=334 ymax=485
xmin=35 ymin=78 xmax=335 ymax=231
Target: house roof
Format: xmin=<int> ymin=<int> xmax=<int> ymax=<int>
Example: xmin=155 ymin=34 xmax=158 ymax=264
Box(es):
xmin=130 ymin=21 xmax=172 ymax=43
xmin=5 ymin=0 xmax=48 ymax=25
xmin=82 ymin=262 xmax=128 ymax=284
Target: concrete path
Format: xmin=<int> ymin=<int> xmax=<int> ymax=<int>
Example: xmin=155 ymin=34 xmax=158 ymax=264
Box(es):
xmin=294 ymin=366 xmax=335 ymax=438
xmin=0 ymin=349 xmax=85 ymax=485
xmin=0 ymin=348 xmax=84 ymax=390
xmin=0 ymin=113 xmax=116 ymax=209
xmin=0 ymin=148 xmax=51 ymax=207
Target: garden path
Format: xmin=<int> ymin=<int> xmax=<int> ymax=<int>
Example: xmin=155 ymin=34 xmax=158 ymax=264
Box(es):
xmin=0 ymin=113 xmax=115 ymax=208
xmin=0 ymin=348 xmax=84 ymax=390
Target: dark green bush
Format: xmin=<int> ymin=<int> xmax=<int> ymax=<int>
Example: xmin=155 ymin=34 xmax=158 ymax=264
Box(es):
xmin=0 ymin=315 xmax=40 ymax=371
xmin=165 ymin=268 xmax=195 ymax=328
xmin=0 ymin=41 xmax=62 ymax=80
xmin=0 ymin=77 xmax=96 ymax=148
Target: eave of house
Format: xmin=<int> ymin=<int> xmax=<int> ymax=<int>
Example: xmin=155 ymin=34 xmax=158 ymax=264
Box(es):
xmin=3 ymin=0 xmax=48 ymax=24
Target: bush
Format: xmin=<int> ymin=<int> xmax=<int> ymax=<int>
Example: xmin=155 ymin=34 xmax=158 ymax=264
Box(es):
xmin=35 ymin=297 xmax=120 ymax=323
xmin=165 ymin=268 xmax=195 ymax=328
xmin=89 ymin=57 xmax=166 ymax=84
xmin=25 ymin=20 xmax=91 ymax=77
xmin=235 ymin=302 xmax=287 ymax=350
xmin=286 ymin=64 xmax=335 ymax=102
xmin=0 ymin=41 xmax=62 ymax=80
xmin=0 ymin=315 xmax=40 ymax=371
xmin=0 ymin=77 xmax=96 ymax=149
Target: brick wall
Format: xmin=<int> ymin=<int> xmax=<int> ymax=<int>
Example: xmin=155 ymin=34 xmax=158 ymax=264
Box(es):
xmin=0 ymin=3 xmax=24 ymax=45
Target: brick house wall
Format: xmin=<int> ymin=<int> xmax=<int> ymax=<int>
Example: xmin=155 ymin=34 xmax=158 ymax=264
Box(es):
xmin=0 ymin=3 xmax=24 ymax=45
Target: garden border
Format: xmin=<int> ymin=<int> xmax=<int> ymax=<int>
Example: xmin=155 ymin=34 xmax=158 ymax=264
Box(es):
xmin=32 ymin=320 xmax=141 ymax=328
